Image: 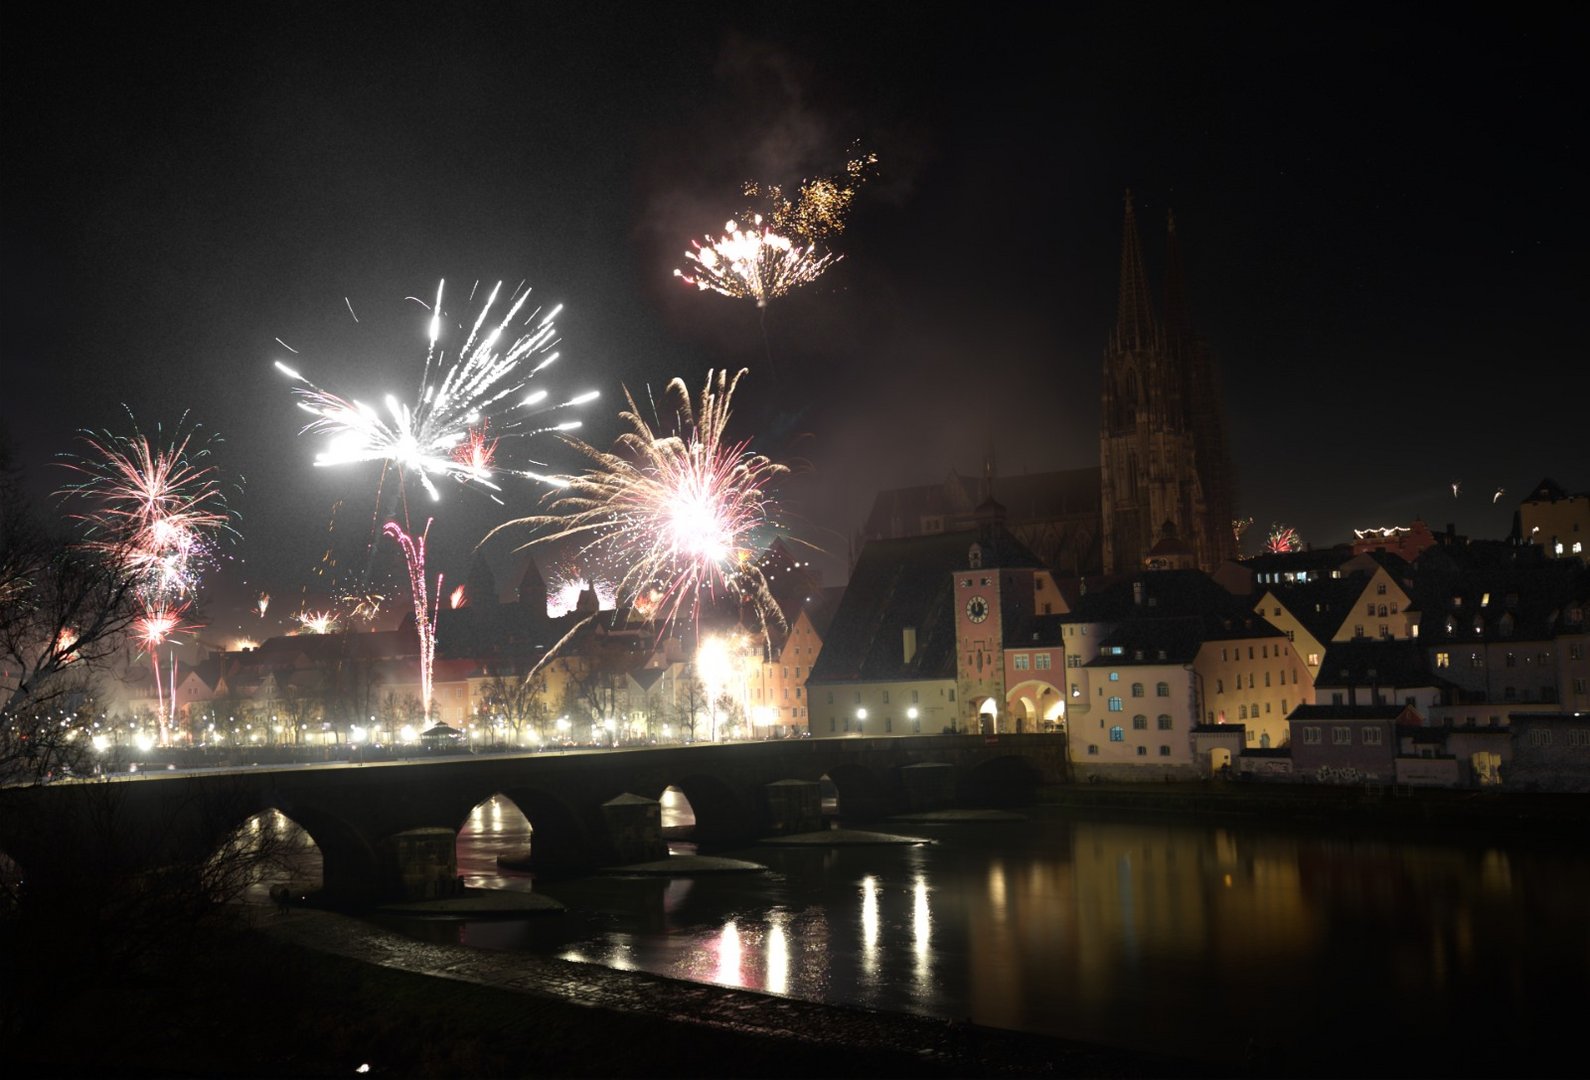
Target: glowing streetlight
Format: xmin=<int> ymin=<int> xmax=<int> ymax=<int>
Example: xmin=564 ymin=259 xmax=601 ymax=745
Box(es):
xmin=907 ymin=706 xmax=920 ymax=733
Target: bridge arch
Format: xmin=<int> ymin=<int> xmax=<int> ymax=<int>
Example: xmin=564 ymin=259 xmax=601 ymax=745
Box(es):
xmin=213 ymin=808 xmax=324 ymax=905
xmin=455 ymin=793 xmax=534 ymax=886
xmin=495 ymin=785 xmax=591 ymax=873
xmin=821 ymin=761 xmax=892 ymax=821
xmin=1007 ymin=680 xmax=1064 ymax=734
xmin=657 ymin=773 xmax=753 ymax=847
xmin=224 ymin=795 xmax=373 ymax=906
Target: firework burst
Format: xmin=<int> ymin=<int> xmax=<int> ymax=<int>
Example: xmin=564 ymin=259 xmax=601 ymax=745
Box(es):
xmin=57 ymin=413 xmax=239 ymax=745
xmin=490 ymin=369 xmax=788 ymax=641
xmin=275 ymin=279 xmax=598 ymax=503
xmin=295 ymin=610 xmax=341 ymax=635
xmin=674 ymin=218 xmax=838 ymax=308
xmin=546 ymin=560 xmax=618 ymax=618
xmin=1265 ymin=523 xmax=1303 ymax=554
xmin=739 ymin=145 xmax=878 ymax=245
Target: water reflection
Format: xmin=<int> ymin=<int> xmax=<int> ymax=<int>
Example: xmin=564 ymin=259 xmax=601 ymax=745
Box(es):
xmin=432 ymin=806 xmax=1590 ymax=1072
xmin=457 ymin=794 xmax=534 ymax=891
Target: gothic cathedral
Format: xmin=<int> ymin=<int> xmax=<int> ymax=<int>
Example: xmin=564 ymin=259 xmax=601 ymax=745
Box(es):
xmin=1100 ymin=191 xmax=1237 ymax=574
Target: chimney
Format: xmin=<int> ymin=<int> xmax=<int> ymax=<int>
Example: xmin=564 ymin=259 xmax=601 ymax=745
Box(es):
xmin=903 ymin=626 xmax=917 ymax=665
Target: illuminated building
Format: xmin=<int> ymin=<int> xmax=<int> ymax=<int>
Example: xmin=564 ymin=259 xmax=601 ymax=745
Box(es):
xmin=1516 ymin=477 xmax=1589 ymax=559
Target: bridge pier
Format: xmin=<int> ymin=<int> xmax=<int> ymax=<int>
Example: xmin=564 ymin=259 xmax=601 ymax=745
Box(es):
xmin=764 ymin=779 xmax=823 ymax=834
xmin=378 ymin=828 xmax=459 ymax=901
xmin=601 ymin=794 xmax=667 ymax=865
xmin=900 ymin=762 xmax=956 ymax=812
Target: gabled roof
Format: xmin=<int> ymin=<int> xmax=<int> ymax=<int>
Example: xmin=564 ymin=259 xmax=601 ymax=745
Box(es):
xmin=1059 ymin=569 xmax=1250 ymax=624
xmin=1288 ymin=703 xmax=1423 ymax=724
xmin=808 ymin=527 xmax=1041 ymax=684
xmin=1314 ymin=640 xmax=1450 ymax=690
xmin=1259 ymin=574 xmax=1366 ymax=642
xmin=1087 ymin=617 xmax=1204 ymax=665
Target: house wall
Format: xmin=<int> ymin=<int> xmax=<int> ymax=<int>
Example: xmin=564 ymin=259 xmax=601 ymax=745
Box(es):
xmin=1288 ymin=719 xmax=1398 ymax=781
xmin=1196 ymin=637 xmax=1312 ymax=749
xmin=807 ymin=678 xmax=958 ymax=736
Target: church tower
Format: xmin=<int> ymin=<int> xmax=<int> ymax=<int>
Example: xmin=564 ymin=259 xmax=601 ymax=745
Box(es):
xmin=1099 ymin=192 xmax=1236 ymax=573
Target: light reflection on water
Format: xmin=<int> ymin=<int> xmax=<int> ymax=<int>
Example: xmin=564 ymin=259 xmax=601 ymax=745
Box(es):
xmin=404 ymin=803 xmax=1590 ymax=1070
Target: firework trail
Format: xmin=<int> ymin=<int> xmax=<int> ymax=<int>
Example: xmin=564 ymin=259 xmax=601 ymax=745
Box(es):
xmin=338 ymin=586 xmax=388 ymax=624
xmin=384 ymin=519 xmax=441 ymax=721
xmin=1493 ymin=487 xmax=1505 ymax=504
xmin=57 ymin=412 xmax=239 ymax=745
xmin=257 ymin=592 xmax=270 ymax=618
xmin=1451 ymin=480 xmax=1461 ymax=498
xmin=488 ymin=368 xmax=788 ymax=645
xmin=274 ymin=279 xmax=598 ymax=504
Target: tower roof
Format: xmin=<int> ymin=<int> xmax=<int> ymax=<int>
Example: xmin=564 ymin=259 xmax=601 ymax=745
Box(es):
xmin=1113 ymin=189 xmax=1159 ymax=352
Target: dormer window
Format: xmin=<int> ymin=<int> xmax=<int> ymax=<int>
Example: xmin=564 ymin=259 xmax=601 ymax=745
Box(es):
xmin=1480 ymin=592 xmax=1490 ymax=607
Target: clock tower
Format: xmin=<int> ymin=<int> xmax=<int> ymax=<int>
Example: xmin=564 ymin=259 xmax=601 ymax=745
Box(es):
xmin=954 ymin=539 xmax=1006 ymax=735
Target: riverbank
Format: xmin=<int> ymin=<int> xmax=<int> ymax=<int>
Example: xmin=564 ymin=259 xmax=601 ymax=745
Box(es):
xmin=1038 ymin=780 xmax=1590 ymax=838
xmin=8 ymin=905 xmax=1210 ymax=1078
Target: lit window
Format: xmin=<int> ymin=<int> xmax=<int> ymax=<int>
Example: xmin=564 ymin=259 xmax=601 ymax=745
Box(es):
xmin=1436 ymin=651 xmax=1450 ymax=668
xmin=1109 ymin=671 xmax=1120 ymax=681
xmin=1109 ymin=726 xmax=1125 ymax=742
xmin=1108 ymin=697 xmax=1123 ymax=712
xmin=1013 ymin=654 xmax=1030 ymax=670
xmin=1307 ymin=653 xmax=1320 ymax=666
xmin=1035 ymin=653 xmax=1051 ymax=670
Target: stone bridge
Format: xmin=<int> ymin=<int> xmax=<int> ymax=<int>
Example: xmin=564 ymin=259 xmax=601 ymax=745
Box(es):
xmin=0 ymin=734 xmax=1067 ymax=907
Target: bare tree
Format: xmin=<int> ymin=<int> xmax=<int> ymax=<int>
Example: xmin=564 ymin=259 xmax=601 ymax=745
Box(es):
xmin=0 ymin=449 xmax=140 ymax=785
xmin=478 ymin=668 xmax=551 ymax=746
xmin=675 ymin=671 xmax=708 ymax=742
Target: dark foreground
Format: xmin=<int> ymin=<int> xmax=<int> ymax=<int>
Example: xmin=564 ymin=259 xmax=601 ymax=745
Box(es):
xmin=9 ymin=906 xmax=1205 ymax=1078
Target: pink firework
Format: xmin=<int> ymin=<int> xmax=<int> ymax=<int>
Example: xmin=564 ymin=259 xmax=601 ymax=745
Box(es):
xmin=1265 ymin=523 xmax=1303 ymax=554
xmin=384 ymin=518 xmax=441 ymax=721
xmin=451 ymin=421 xmax=499 ymax=477
xmin=490 ymin=369 xmax=788 ymax=641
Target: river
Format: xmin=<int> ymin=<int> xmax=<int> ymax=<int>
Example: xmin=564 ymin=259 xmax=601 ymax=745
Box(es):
xmin=371 ymin=792 xmax=1588 ymax=1073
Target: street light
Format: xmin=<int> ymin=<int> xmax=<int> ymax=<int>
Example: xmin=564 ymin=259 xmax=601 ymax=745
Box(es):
xmin=907 ymin=706 xmax=920 ymax=733
xmin=855 ymin=707 xmax=868 ymax=734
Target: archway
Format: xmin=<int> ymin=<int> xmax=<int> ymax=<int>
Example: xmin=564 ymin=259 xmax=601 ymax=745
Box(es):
xmin=1210 ymin=748 xmax=1233 ymax=777
xmin=215 ymin=809 xmax=323 ymax=907
xmin=978 ymin=697 xmax=999 ymax=736
xmin=818 ymin=772 xmax=839 ymax=816
xmin=457 ymin=794 xmax=534 ymax=888
xmin=660 ymin=785 xmax=698 ymax=855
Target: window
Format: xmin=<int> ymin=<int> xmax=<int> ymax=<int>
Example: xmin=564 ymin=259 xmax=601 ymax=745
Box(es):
xmin=1238 ymin=705 xmax=1247 ymax=719
xmin=1067 ymin=655 xmax=1081 ymax=668
xmin=1469 ymin=654 xmax=1483 ymax=669
xmin=1156 ymin=682 xmax=1169 ymax=697
xmin=1136 ymin=745 xmax=1147 ymax=756
xmin=1332 ymin=727 xmax=1352 ymax=745
xmin=1377 ymin=582 xmax=1387 ymax=595
xmin=1355 ymin=625 xmax=1365 ymax=638
xmin=1132 ymin=683 xmax=1144 ymax=697
xmin=948 ymin=689 xmax=955 ymax=701
xmin=1436 ymin=651 xmax=1450 ymax=668
xmin=1217 ymin=679 xmax=1225 ymax=694
xmin=1070 ymin=683 xmax=1081 ymax=698
xmin=1157 ymin=715 xmax=1173 ymax=730
xmin=1133 ymin=715 xmax=1147 ymax=730
xmin=882 ymin=690 xmax=890 ymax=703
xmin=1109 ymin=726 xmax=1125 ymax=742
xmin=1304 ymin=726 xmax=1321 ymax=745
xmin=1109 ymin=671 xmax=1120 ymax=682
xmin=1013 ymin=654 xmax=1029 ymax=671
xmin=1108 ymin=697 xmax=1123 ymax=712
xmin=1506 ymin=652 xmax=1517 ymax=668
xmin=1265 ymin=671 xmax=1271 ymax=687
xmin=1088 ymin=744 xmax=1099 ymax=755
xmin=1307 ymin=652 xmax=1320 ymax=666
xmin=1575 ymin=678 xmax=1586 ymax=695
xmin=1363 ymin=727 xmax=1382 ymax=745
xmin=1035 ymin=653 xmax=1051 ymax=670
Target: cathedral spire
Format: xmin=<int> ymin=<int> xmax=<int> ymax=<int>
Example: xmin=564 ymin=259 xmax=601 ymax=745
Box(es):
xmin=1114 ymin=189 xmax=1159 ymax=352
xmin=1163 ymin=207 xmax=1192 ymax=354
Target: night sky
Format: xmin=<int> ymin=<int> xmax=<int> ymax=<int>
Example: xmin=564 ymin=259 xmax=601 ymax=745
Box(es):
xmin=3 ymin=3 xmax=1583 ymax=639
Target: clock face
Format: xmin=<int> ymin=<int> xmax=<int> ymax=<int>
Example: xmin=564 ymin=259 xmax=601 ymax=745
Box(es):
xmin=966 ymin=596 xmax=989 ymax=624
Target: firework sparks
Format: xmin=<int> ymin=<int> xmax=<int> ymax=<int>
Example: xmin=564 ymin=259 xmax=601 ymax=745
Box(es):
xmin=1451 ymin=480 xmax=1461 ymax=498
xmin=490 ymin=369 xmax=788 ymax=641
xmin=546 ymin=560 xmax=618 ymax=618
xmin=739 ymin=145 xmax=878 ymax=244
xmin=674 ymin=218 xmax=838 ymax=308
xmin=385 ymin=519 xmax=441 ymax=721
xmin=296 ymin=610 xmax=341 ymax=635
xmin=339 ymin=586 xmax=388 ymax=623
xmin=275 ymin=279 xmax=597 ymax=502
xmin=449 ymin=584 xmax=467 ymax=610
xmin=1232 ymin=517 xmax=1254 ymax=544
xmin=257 ymin=592 xmax=270 ymax=618
xmin=1493 ymin=487 xmax=1505 ymax=504
xmin=57 ymin=412 xmax=239 ymax=747
xmin=1265 ymin=523 xmax=1302 ymax=554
